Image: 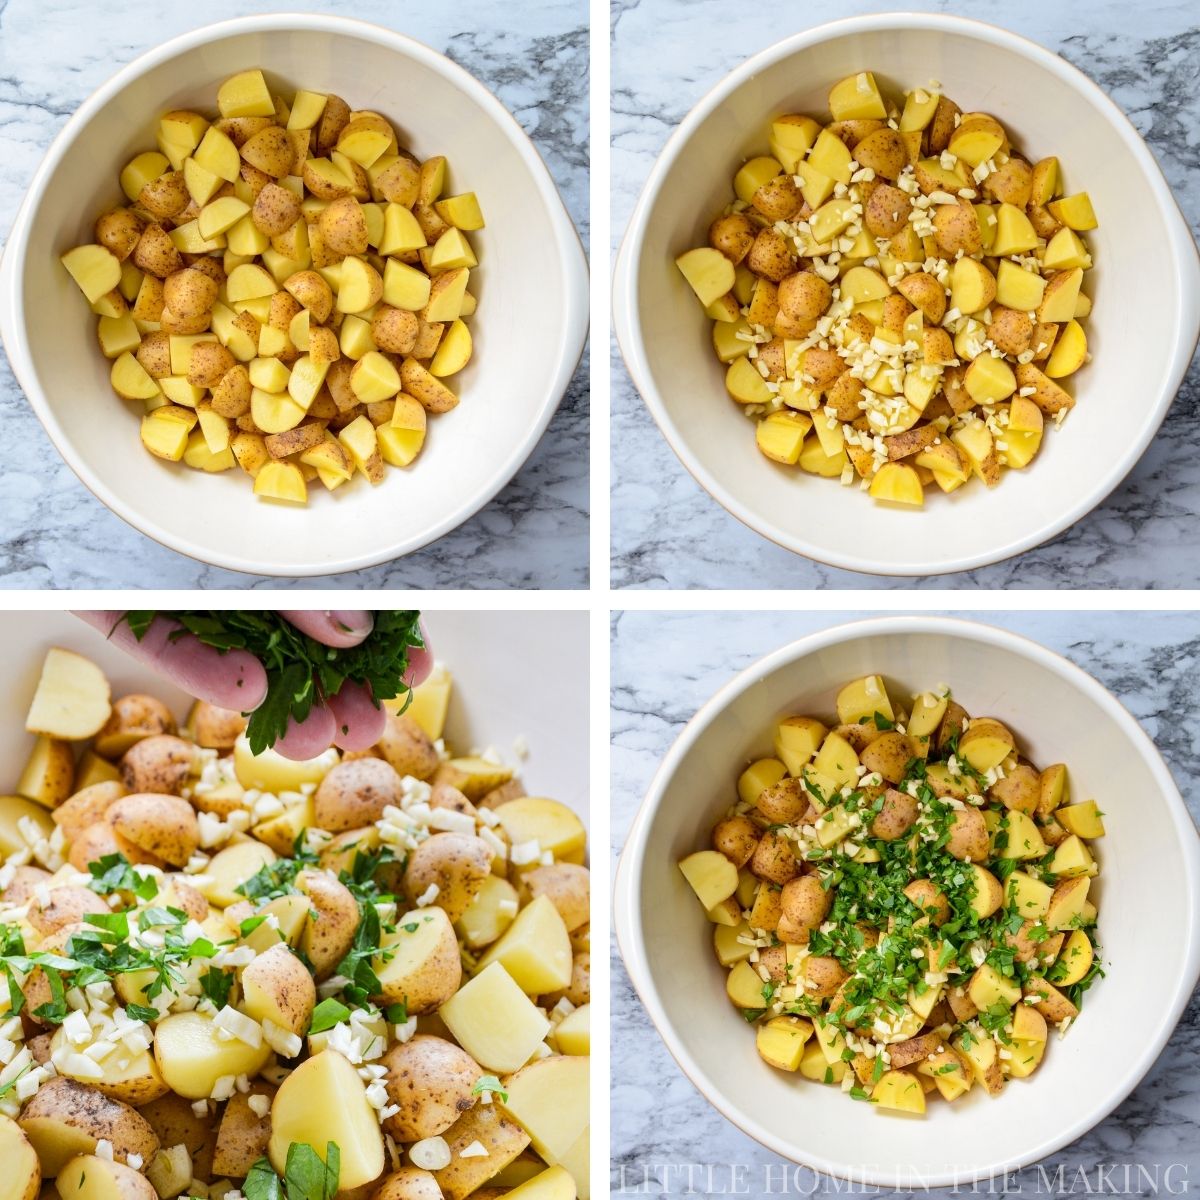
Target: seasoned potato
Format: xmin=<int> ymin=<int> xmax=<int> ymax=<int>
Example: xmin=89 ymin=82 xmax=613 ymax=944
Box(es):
xmin=381 ymin=1035 xmax=482 ymax=1142
xmin=211 ymin=1082 xmax=275 ymax=1178
xmin=375 ymin=712 xmax=440 ymax=779
xmin=404 ymin=832 xmax=493 ymax=922
xmin=313 ymin=757 xmax=403 ymax=832
xmin=107 ymin=793 xmax=199 ymax=866
xmin=297 ymin=869 xmax=359 ymax=979
xmin=19 ymin=1079 xmax=160 ymax=1177
xmin=240 ymin=942 xmax=316 ymax=1036
xmin=120 ymin=735 xmax=194 ymax=794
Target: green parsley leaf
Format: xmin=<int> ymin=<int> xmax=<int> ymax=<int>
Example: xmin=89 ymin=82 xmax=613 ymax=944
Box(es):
xmin=307 ymin=998 xmax=351 ymax=1035
xmin=244 ymin=1159 xmax=283 ymax=1200
xmin=472 ymin=1075 xmax=509 ymax=1103
xmin=125 ymin=1003 xmax=160 ymax=1024
xmin=283 ymin=1142 xmax=340 ymax=1200
xmin=199 ymin=968 xmax=233 ymax=1010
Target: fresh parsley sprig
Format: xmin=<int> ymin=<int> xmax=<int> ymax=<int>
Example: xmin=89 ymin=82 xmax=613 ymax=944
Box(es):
xmin=121 ymin=611 xmax=423 ymax=754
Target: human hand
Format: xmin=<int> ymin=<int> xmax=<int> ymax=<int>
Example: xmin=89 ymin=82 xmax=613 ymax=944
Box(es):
xmin=74 ymin=610 xmax=432 ymax=760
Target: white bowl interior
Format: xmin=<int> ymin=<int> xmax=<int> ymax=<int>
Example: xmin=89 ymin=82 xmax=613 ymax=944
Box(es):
xmin=622 ymin=623 xmax=1199 ymax=1184
xmin=625 ymin=22 xmax=1196 ymax=574
xmin=7 ymin=22 xmax=584 ymax=575
xmin=0 ymin=610 xmax=589 ymax=821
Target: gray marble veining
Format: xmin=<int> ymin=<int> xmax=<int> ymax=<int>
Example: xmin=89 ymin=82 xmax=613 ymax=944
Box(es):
xmin=610 ymin=0 xmax=1200 ymax=590
xmin=611 ymin=610 xmax=1200 ymax=1195
xmin=0 ymin=0 xmax=589 ymax=589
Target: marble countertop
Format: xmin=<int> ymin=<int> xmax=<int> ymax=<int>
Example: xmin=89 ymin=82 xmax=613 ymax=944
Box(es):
xmin=610 ymin=0 xmax=1200 ymax=590
xmin=0 ymin=0 xmax=589 ymax=589
xmin=610 ymin=610 xmax=1200 ymax=1195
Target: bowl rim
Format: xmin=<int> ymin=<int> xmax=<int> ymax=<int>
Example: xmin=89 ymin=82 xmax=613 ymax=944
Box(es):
xmin=613 ymin=614 xmax=1200 ymax=1187
xmin=612 ymin=12 xmax=1200 ymax=578
xmin=0 ymin=11 xmax=589 ymax=578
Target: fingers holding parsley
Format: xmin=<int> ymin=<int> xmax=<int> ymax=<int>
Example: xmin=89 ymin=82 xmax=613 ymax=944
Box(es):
xmin=74 ymin=610 xmax=431 ymax=761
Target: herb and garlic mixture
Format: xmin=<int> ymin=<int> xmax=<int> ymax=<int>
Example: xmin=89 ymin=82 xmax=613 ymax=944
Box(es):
xmin=0 ymin=645 xmax=589 ymax=1200
xmin=679 ymin=674 xmax=1103 ymax=1116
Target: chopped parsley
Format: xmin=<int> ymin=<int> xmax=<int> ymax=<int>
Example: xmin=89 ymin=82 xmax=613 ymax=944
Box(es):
xmin=121 ymin=610 xmax=423 ymax=753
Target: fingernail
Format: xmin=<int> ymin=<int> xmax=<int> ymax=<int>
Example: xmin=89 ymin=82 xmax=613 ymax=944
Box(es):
xmin=329 ymin=610 xmax=373 ymax=639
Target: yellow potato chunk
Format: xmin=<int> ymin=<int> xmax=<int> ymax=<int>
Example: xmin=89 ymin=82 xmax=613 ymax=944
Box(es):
xmin=153 ymin=1011 xmax=270 ymax=1100
xmin=828 ymin=72 xmax=887 ymax=121
xmin=269 ymin=1051 xmax=384 ymax=1190
xmin=474 ymin=894 xmax=573 ymax=994
xmin=676 ymin=247 xmax=736 ymax=307
xmin=872 ymin=1069 xmax=926 ymax=1114
xmin=499 ymin=1054 xmax=588 ymax=1165
xmin=755 ymin=411 xmax=810 ymax=464
xmin=1047 ymin=192 xmax=1097 ymax=231
xmin=440 ymin=962 xmax=551 ymax=1072
xmin=62 ymin=245 xmax=122 ymax=304
xmin=217 ymin=70 xmax=275 ymax=118
xmin=869 ymin=462 xmax=924 ymax=506
xmin=756 ymin=1016 xmax=812 ymax=1070
xmin=493 ymin=797 xmax=586 ymax=864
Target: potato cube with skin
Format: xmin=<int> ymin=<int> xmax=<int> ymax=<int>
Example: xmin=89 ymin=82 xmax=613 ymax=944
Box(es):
xmin=350 ymin=351 xmax=401 ymax=402
xmin=153 ymin=1011 xmax=270 ymax=1100
xmin=498 ymin=1054 xmax=588 ymax=1166
xmin=440 ymin=962 xmax=551 ymax=1072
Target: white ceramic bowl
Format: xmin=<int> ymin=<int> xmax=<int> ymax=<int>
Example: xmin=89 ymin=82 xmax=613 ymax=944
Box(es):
xmin=614 ymin=15 xmax=1200 ymax=576
xmin=614 ymin=616 xmax=1200 ymax=1186
xmin=0 ymin=15 xmax=588 ymax=577
xmin=0 ymin=609 xmax=589 ymax=817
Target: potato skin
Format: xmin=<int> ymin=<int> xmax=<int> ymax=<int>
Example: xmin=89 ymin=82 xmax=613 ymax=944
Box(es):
xmin=945 ymin=807 xmax=990 ymax=862
xmin=163 ymin=269 xmax=218 ymax=320
xmin=19 ymin=1077 xmax=160 ymax=1174
xmin=756 ymin=777 xmax=806 ymax=824
xmin=371 ymin=1168 xmax=444 ymax=1200
xmin=709 ymin=213 xmax=757 ymax=264
xmin=932 ymin=203 xmax=982 ymax=257
xmin=107 ymin=793 xmax=200 ymax=867
xmin=52 ymin=781 xmax=127 ymax=843
xmin=132 ymin=224 xmax=182 ymax=279
xmin=404 ymin=832 xmax=493 ymax=922
xmin=211 ymin=1083 xmax=275 ymax=1178
xmin=314 ymin=758 xmax=404 ymax=832
xmin=711 ymin=816 xmax=759 ymax=868
xmin=870 ymin=788 xmax=918 ymax=840
xmin=28 ymin=886 xmax=102 ymax=937
xmin=746 ymin=228 xmax=795 ymax=282
xmin=375 ymin=713 xmax=440 ymax=780
xmin=778 ymin=272 xmax=831 ymax=322
xmin=284 ymin=269 xmax=335 ymax=324
xmin=252 ymin=182 xmax=302 ymax=237
xmin=749 ymin=830 xmax=799 ymax=885
xmin=189 ymin=701 xmax=247 ymax=750
xmin=120 ymin=735 xmax=194 ymax=795
xmin=372 ymin=306 xmax=419 ymax=355
xmin=381 ymin=1036 xmax=482 ymax=1142
xmin=863 ymin=183 xmax=911 ymax=237
xmin=95 ymin=209 xmax=144 ymax=261
xmin=95 ymin=695 xmax=177 ymax=762
xmin=319 ymin=196 xmax=369 ymax=256
xmin=778 ymin=874 xmax=830 ymax=943
xmin=297 ymin=869 xmax=360 ymax=979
